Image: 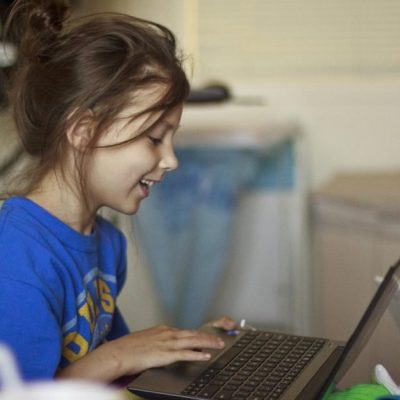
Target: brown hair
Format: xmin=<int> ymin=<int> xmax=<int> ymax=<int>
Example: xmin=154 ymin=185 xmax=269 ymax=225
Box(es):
xmin=3 ymin=0 xmax=190 ymax=200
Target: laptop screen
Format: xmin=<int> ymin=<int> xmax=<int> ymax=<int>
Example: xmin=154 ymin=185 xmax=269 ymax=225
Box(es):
xmin=319 ymin=260 xmax=400 ymax=397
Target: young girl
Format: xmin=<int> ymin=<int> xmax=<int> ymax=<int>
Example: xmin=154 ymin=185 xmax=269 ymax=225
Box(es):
xmin=0 ymin=0 xmax=235 ymax=383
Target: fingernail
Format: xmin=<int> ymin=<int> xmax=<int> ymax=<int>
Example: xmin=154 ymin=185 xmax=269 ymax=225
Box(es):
xmin=203 ymin=353 xmax=211 ymax=359
xmin=218 ymin=339 xmax=225 ymax=348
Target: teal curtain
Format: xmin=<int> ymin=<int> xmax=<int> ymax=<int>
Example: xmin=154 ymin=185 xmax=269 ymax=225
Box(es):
xmin=135 ymin=140 xmax=295 ymax=328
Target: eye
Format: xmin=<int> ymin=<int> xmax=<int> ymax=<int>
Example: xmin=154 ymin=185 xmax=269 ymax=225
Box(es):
xmin=148 ymin=136 xmax=163 ymax=146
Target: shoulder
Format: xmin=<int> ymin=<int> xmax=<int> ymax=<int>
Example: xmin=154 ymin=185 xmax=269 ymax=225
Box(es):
xmin=0 ymin=198 xmax=66 ymax=302
xmin=0 ymin=199 xmax=50 ymax=267
xmin=0 ymin=197 xmax=55 ymax=245
xmin=0 ymin=197 xmax=56 ymax=255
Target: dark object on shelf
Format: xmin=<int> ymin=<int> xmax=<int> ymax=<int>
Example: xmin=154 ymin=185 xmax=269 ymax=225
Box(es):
xmin=186 ymin=83 xmax=231 ymax=104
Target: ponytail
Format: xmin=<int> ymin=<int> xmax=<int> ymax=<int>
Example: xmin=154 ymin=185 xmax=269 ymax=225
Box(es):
xmin=5 ymin=0 xmax=69 ymax=63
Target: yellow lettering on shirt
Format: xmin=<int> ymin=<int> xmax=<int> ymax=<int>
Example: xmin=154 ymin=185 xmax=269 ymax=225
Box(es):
xmin=62 ymin=332 xmax=89 ymax=363
xmin=98 ymin=279 xmax=114 ymax=313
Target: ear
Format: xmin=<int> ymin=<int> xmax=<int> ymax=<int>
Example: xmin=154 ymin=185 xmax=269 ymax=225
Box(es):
xmin=65 ymin=109 xmax=95 ymax=151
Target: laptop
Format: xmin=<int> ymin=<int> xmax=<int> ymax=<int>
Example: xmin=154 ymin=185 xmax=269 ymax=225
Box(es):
xmin=127 ymin=260 xmax=400 ymax=400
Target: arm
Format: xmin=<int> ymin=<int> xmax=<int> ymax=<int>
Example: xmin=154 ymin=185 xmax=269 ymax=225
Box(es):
xmin=56 ymin=325 xmax=226 ymax=383
xmin=1 ymin=278 xmax=234 ymax=382
xmin=0 ymin=276 xmax=223 ymax=383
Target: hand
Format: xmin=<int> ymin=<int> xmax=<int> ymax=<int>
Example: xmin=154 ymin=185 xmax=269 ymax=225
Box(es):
xmin=111 ymin=325 xmax=226 ymax=376
xmin=206 ymin=315 xmax=237 ymax=331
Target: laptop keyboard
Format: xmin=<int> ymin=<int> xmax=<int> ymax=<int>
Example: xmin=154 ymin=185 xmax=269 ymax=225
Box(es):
xmin=181 ymin=331 xmax=327 ymax=400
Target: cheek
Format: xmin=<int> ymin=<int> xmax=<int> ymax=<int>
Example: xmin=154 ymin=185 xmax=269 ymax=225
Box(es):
xmin=89 ymin=143 xmax=159 ymax=185
xmin=132 ymin=146 xmax=159 ymax=168
xmin=121 ymin=147 xmax=159 ymax=177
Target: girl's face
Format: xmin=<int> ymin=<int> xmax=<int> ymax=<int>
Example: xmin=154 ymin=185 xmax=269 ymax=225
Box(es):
xmin=86 ymin=89 xmax=182 ymax=215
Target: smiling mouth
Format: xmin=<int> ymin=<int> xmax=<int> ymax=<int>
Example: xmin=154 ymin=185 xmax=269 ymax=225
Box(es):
xmin=139 ymin=179 xmax=156 ymax=196
xmin=140 ymin=179 xmax=156 ymax=188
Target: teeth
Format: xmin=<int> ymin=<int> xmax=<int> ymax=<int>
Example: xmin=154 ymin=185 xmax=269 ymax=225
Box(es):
xmin=140 ymin=179 xmax=155 ymax=187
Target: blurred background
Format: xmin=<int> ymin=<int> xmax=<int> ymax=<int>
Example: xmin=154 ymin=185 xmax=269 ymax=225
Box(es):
xmin=1 ymin=0 xmax=400 ymax=387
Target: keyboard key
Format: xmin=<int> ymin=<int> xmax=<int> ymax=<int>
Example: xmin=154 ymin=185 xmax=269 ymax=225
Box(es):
xmin=198 ymin=384 xmax=220 ymax=398
xmin=230 ymin=376 xmax=246 ymax=384
xmin=237 ymin=385 xmax=254 ymax=393
xmin=225 ymin=383 xmax=241 ymax=391
xmin=215 ymin=390 xmax=234 ymax=399
xmin=210 ymin=379 xmax=228 ymax=386
xmin=235 ymin=389 xmax=253 ymax=395
xmin=232 ymin=393 xmax=248 ymax=400
xmin=254 ymin=391 xmax=269 ymax=398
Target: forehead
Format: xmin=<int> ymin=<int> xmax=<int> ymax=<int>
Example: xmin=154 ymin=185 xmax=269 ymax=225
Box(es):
xmin=120 ymin=83 xmax=183 ymax=126
xmin=110 ymin=85 xmax=169 ymax=135
xmin=101 ymin=86 xmax=182 ymax=145
xmin=119 ymin=85 xmax=169 ymax=119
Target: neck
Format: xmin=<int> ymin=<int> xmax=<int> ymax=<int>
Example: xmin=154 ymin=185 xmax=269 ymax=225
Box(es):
xmin=27 ymin=171 xmax=96 ymax=235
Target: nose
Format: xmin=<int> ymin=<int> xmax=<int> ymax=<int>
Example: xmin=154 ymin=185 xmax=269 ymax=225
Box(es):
xmin=159 ymin=145 xmax=179 ymax=172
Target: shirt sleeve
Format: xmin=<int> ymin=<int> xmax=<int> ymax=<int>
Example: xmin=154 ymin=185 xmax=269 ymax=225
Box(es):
xmin=0 ymin=277 xmax=62 ymax=381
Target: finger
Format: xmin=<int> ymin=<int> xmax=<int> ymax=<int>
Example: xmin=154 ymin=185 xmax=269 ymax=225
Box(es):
xmin=173 ymin=329 xmax=204 ymax=339
xmin=169 ymin=335 xmax=225 ymax=351
xmin=170 ymin=349 xmax=213 ymax=363
xmin=136 ymin=348 xmax=212 ymax=371
xmin=207 ymin=316 xmax=237 ymax=330
xmin=133 ymin=325 xmax=178 ymax=338
xmin=172 ymin=329 xmax=224 ymax=343
xmin=151 ymin=325 xmax=180 ymax=340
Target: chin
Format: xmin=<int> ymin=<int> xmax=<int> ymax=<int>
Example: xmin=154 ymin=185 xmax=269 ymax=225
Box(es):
xmin=104 ymin=192 xmax=143 ymax=215
xmin=106 ymin=200 xmax=140 ymax=215
xmin=120 ymin=201 xmax=141 ymax=215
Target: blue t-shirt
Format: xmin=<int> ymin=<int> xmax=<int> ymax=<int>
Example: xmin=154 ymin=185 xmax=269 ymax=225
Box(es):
xmin=0 ymin=197 xmax=129 ymax=381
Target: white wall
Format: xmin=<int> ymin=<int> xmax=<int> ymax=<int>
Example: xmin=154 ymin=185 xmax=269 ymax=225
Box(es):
xmin=234 ymin=80 xmax=400 ymax=189
xmin=76 ymin=0 xmax=186 ymax=48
